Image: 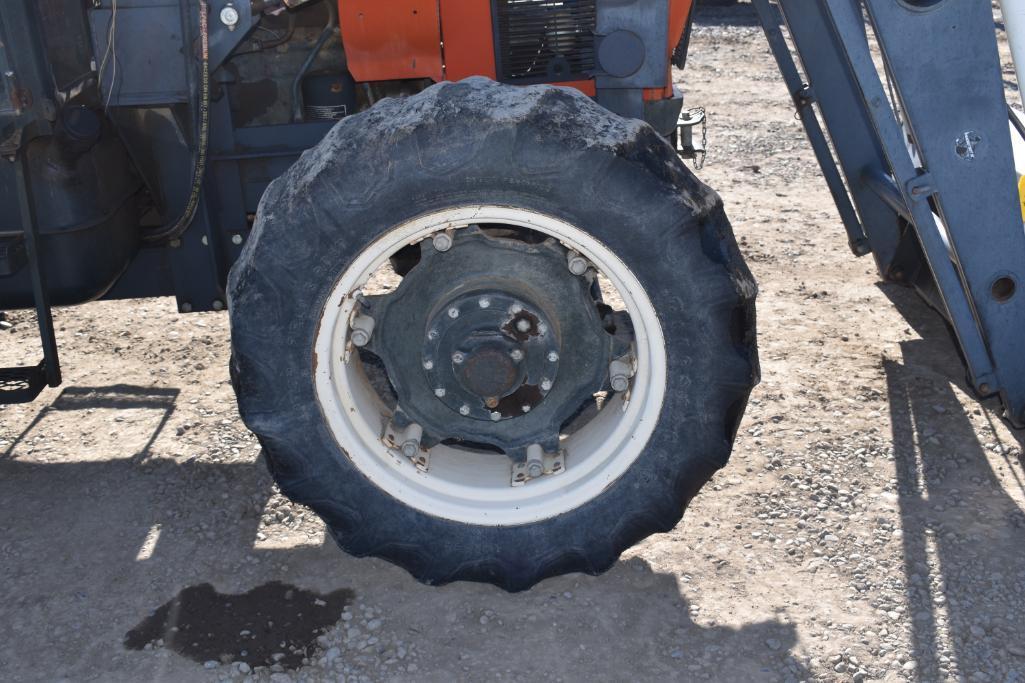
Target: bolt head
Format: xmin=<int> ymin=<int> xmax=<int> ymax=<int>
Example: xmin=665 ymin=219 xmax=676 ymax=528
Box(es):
xmin=422 ymin=359 xmax=434 ymax=370
xmin=547 ymin=351 xmax=559 ymax=363
xmin=611 ymin=375 xmax=630 ymax=392
xmin=432 ymin=232 xmax=453 ymax=252
xmin=478 ymin=297 xmax=491 ymax=309
xmin=212 ymin=300 xmax=225 ymax=311
xmin=401 ymin=441 xmax=418 ymax=458
xmin=567 ymin=254 xmax=588 ymax=276
xmin=527 ymin=462 xmax=544 ymax=478
xmin=231 ymin=233 xmax=243 ymax=245
xmin=427 ymin=329 xmax=439 ymax=340
xmin=510 ymin=349 xmax=524 ymax=361
xmin=351 ymin=329 xmax=370 ymax=347
xmin=447 ymin=307 xmax=460 ymax=319
xmin=490 ymin=411 xmax=501 ymax=421
xmin=521 ymin=405 xmax=531 ymax=413
xmin=220 ymin=5 xmax=240 ymax=29
xmin=452 ymin=352 xmax=465 ymax=364
xmin=508 ymin=304 xmax=523 ymax=315
xmin=516 ymin=319 xmax=531 ymax=333
xmin=459 ymin=405 xmax=470 ymax=416
xmin=434 ymin=387 xmax=447 ymax=398
xmin=540 ymin=379 xmax=552 ymax=392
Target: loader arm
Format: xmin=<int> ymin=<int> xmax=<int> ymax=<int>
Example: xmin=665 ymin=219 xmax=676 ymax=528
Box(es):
xmin=753 ymin=0 xmax=1025 ymax=429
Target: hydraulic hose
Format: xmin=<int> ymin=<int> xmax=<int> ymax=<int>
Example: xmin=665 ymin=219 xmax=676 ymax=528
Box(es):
xmin=142 ymin=0 xmax=210 ymax=244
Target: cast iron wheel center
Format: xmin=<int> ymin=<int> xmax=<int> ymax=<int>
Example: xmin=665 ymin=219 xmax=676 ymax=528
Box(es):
xmin=363 ymin=226 xmax=615 ymax=455
xmin=422 ymin=290 xmax=560 ymax=422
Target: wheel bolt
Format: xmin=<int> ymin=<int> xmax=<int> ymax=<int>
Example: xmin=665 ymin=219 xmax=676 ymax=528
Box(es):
xmin=516 ymin=319 xmax=531 ymax=333
xmin=448 ymin=307 xmax=459 ymax=319
xmin=610 ymin=374 xmax=630 ymax=392
xmin=432 ymin=231 xmax=453 ymax=252
xmin=452 ymin=351 xmax=465 ymax=364
xmin=434 ymin=387 xmax=446 ymax=398
xmin=547 ymin=351 xmax=559 ymax=362
xmin=351 ymin=329 xmax=370 ymax=347
xmin=459 ymin=405 xmax=470 ymax=416
xmin=510 ymin=349 xmax=524 ymax=361
xmin=567 ymin=250 xmax=588 ymax=276
xmin=540 ymin=379 xmax=552 ymax=391
xmin=490 ymin=411 xmax=502 ymax=421
xmin=478 ymin=297 xmax=491 ymax=308
xmin=401 ymin=441 xmax=418 ymax=459
xmin=521 ymin=405 xmax=531 ymax=413
xmin=423 ymin=359 xmax=434 ymax=370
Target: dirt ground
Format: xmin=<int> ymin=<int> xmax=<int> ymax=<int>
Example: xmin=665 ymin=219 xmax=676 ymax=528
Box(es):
xmin=3 ymin=3 xmax=1025 ymax=682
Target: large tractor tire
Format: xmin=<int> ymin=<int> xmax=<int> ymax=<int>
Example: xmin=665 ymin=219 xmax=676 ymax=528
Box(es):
xmin=228 ymin=77 xmax=758 ymax=592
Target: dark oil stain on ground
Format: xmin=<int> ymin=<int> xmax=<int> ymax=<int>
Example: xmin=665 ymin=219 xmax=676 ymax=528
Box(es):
xmin=124 ymin=581 xmax=354 ymax=669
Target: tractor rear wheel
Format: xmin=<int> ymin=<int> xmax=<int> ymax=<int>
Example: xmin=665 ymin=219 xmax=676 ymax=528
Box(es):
xmin=228 ymin=78 xmax=758 ymax=591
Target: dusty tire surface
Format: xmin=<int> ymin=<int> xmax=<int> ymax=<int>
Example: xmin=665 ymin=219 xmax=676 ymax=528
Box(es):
xmin=228 ymin=77 xmax=758 ymax=591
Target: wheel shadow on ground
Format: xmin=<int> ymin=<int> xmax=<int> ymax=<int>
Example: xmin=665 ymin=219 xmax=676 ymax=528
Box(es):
xmin=0 ymin=391 xmax=811 ymax=681
xmin=881 ymin=283 xmax=1025 ymax=681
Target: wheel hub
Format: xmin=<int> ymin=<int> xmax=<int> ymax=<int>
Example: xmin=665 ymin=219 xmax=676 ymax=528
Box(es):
xmin=361 ymin=227 xmax=613 ymax=455
xmin=423 ymin=291 xmax=560 ymax=422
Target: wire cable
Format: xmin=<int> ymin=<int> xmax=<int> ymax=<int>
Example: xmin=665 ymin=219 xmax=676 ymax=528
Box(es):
xmin=141 ymin=0 xmax=211 ymax=244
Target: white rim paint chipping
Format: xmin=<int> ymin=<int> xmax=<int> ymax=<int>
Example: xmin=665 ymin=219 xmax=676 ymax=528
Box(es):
xmin=313 ymin=206 xmax=667 ymax=525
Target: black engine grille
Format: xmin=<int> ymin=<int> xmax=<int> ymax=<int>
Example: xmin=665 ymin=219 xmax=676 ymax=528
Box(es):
xmin=493 ymin=0 xmax=597 ymax=83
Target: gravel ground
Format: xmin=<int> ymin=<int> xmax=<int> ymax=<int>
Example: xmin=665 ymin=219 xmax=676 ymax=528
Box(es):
xmin=2 ymin=3 xmax=1025 ymax=682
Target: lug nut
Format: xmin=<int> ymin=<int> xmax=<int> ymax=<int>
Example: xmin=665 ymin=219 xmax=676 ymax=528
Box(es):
xmin=434 ymin=387 xmax=446 ymax=398
xmin=478 ymin=297 xmax=491 ymax=308
xmin=459 ymin=405 xmax=470 ymax=416
xmin=526 ymin=444 xmax=544 ymax=478
xmin=547 ymin=351 xmax=559 ymax=363
xmin=432 ymin=231 xmax=453 ymax=252
xmin=490 ymin=411 xmax=502 ymax=421
xmin=350 ymin=313 xmax=375 ymax=347
xmin=516 ymin=319 xmax=531 ymax=333
xmin=423 ymin=359 xmax=434 ymax=370
xmin=510 ymin=349 xmax=524 ymax=361
xmin=397 ymin=423 xmax=423 ymax=460
xmin=452 ymin=352 xmax=465 ymax=364
xmin=609 ymin=358 xmax=634 ymax=392
xmin=540 ymin=378 xmax=552 ymax=392
xmin=567 ymin=250 xmax=588 ymax=276
xmin=447 ymin=307 xmax=460 ymax=319
xmin=521 ymin=405 xmax=531 ymax=413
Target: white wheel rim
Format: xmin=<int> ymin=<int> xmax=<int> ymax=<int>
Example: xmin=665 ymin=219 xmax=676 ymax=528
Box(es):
xmin=313 ymin=206 xmax=667 ymax=525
